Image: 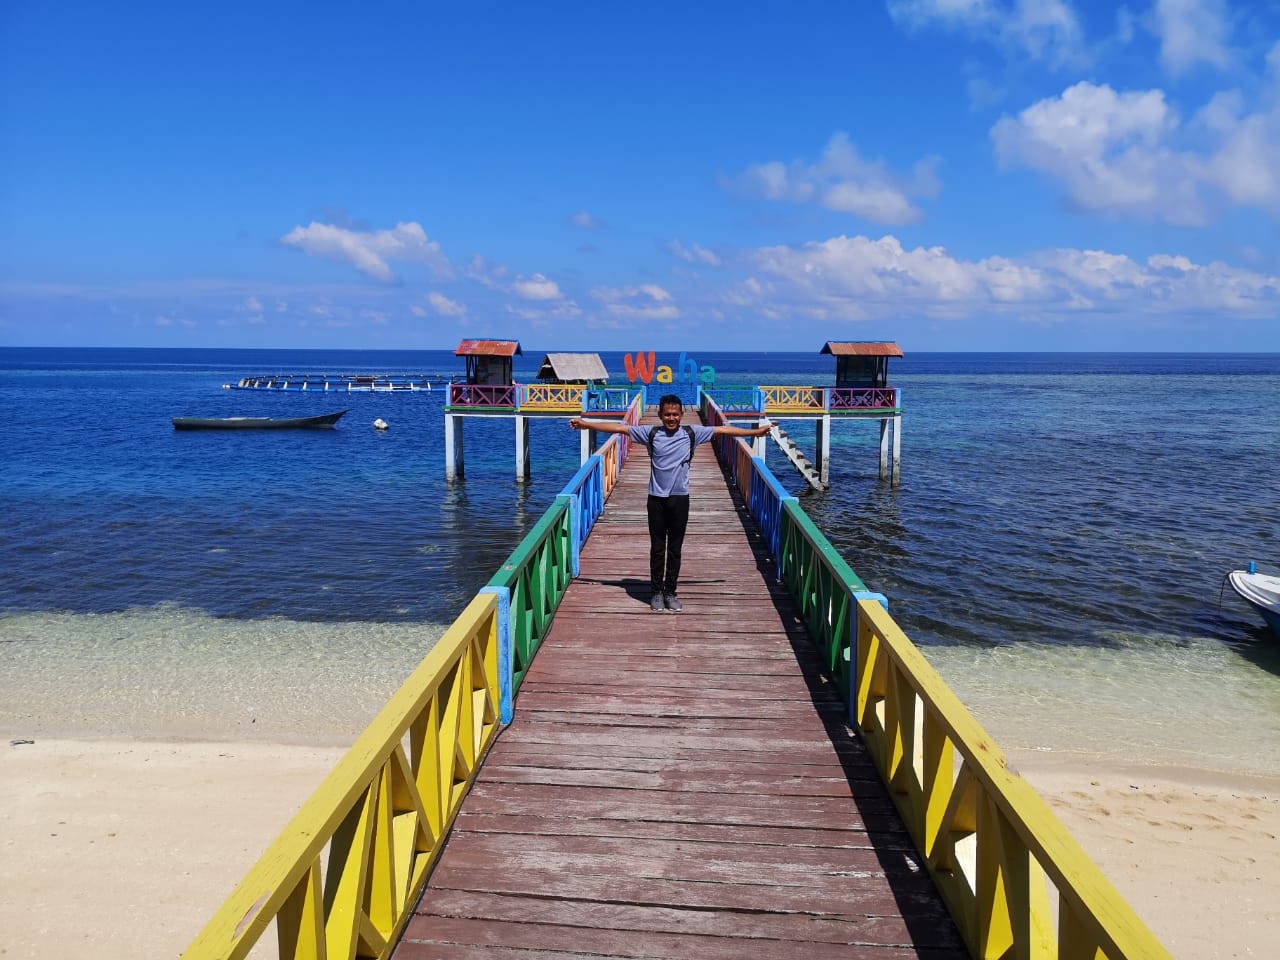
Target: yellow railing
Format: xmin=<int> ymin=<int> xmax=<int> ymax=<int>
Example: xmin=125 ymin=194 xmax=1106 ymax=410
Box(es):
xmin=760 ymin=384 xmax=825 ymax=413
xmin=852 ymin=599 xmax=1172 ymax=960
xmin=520 ymin=383 xmax=587 ymax=411
xmin=182 ymin=593 xmax=502 ymax=960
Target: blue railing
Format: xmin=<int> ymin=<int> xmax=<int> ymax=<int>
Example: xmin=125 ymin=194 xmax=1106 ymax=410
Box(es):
xmin=702 ymin=384 xmax=765 ymax=414
xmin=584 ymin=384 xmax=646 ymax=412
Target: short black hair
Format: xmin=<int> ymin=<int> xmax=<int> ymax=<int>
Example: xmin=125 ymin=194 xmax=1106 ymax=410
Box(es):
xmin=658 ymin=394 xmax=683 ymax=410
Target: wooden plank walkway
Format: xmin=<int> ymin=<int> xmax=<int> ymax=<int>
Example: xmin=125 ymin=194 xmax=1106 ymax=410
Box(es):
xmin=396 ymin=418 xmax=967 ymax=959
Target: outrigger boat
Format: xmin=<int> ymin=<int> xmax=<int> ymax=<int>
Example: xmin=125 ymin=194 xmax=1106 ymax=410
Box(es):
xmin=172 ymin=410 xmax=348 ymax=430
xmin=1228 ymin=566 xmax=1280 ymax=637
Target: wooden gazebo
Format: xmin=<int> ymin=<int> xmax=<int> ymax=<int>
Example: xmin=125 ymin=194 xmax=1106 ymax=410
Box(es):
xmin=536 ymin=353 xmax=608 ymax=384
xmin=821 ymin=341 xmax=903 ymax=388
xmin=455 ymin=339 xmax=522 ymax=386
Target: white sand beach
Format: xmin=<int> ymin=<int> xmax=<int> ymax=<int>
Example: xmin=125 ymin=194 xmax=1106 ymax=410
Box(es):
xmin=2 ymin=735 xmax=1276 ymax=960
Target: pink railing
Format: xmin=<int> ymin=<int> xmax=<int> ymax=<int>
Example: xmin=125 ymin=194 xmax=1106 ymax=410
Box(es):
xmin=828 ymin=387 xmax=899 ymax=410
xmin=448 ymin=383 xmax=518 ymax=408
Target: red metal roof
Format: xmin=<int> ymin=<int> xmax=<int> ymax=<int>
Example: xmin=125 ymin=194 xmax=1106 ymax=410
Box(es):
xmin=821 ymin=341 xmax=903 ymax=357
xmin=455 ymin=339 xmax=522 ymax=357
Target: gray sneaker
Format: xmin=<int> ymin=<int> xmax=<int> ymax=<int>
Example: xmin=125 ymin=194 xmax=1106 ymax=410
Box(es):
xmin=650 ymin=593 xmax=666 ymax=612
xmin=664 ymin=593 xmax=683 ymax=613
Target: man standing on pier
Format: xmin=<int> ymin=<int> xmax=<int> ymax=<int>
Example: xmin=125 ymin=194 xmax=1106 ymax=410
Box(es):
xmin=569 ymin=395 xmax=771 ymax=613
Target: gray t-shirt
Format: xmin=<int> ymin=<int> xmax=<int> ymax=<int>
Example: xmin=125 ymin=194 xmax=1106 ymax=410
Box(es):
xmin=627 ymin=424 xmax=716 ymax=497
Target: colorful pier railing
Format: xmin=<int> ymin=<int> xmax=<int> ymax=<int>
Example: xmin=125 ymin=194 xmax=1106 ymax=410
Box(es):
xmin=708 ymin=413 xmax=1170 ymax=960
xmin=756 ymin=384 xmax=900 ymax=414
xmin=181 ymin=593 xmax=503 ymax=959
xmin=185 ymin=390 xmax=1168 ymax=960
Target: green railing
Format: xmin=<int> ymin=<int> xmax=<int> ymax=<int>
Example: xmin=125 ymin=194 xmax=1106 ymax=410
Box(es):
xmin=486 ymin=499 xmax=574 ymax=699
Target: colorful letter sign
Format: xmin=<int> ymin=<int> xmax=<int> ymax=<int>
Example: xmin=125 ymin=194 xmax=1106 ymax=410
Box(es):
xmin=623 ymin=351 xmax=715 ymax=386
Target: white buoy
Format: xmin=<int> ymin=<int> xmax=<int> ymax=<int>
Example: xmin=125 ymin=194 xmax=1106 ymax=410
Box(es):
xmin=373 ymin=418 xmax=389 ymax=431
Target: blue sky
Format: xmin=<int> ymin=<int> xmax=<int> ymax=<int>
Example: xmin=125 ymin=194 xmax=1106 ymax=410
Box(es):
xmin=2 ymin=0 xmax=1278 ymax=351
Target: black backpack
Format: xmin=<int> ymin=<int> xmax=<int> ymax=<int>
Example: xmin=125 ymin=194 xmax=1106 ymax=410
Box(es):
xmin=646 ymin=424 xmax=696 ymax=467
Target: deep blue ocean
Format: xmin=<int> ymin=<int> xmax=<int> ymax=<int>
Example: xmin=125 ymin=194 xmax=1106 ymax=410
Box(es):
xmin=3 ymin=347 xmax=1279 ymax=768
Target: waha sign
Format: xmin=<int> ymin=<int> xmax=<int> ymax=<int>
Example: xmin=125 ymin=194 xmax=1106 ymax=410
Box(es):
xmin=623 ymin=351 xmax=716 ymax=386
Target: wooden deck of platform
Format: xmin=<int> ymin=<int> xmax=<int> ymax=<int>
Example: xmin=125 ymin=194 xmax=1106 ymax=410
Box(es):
xmin=395 ymin=418 xmax=966 ymax=959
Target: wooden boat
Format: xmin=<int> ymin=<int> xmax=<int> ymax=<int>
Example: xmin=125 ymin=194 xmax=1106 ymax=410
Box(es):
xmin=172 ymin=410 xmax=348 ymax=430
xmin=1228 ymin=568 xmax=1280 ymax=637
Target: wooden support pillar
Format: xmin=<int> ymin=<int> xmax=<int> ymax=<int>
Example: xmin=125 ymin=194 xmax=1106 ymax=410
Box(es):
xmin=878 ymin=415 xmax=902 ymax=486
xmin=879 ymin=417 xmax=890 ymax=481
xmin=815 ymin=415 xmax=831 ymax=486
xmin=891 ymin=414 xmax=902 ymax=487
xmin=445 ymin=414 xmax=464 ymax=483
xmin=515 ymin=415 xmax=531 ymax=483
xmin=580 ymin=425 xmax=591 ymax=464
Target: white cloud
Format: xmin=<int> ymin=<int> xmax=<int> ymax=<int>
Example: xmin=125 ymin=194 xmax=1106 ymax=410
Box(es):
xmin=1151 ymin=0 xmax=1232 ymax=76
xmin=667 ymin=239 xmax=722 ymax=266
xmin=465 ymin=255 xmax=510 ymax=289
xmin=427 ymin=291 xmax=467 ymax=316
xmin=511 ymin=273 xmax=563 ymax=300
xmin=736 ymin=133 xmax=940 ymax=225
xmin=992 ymin=81 xmax=1280 ymax=223
xmin=504 ymin=301 xmax=582 ymax=322
xmin=280 ymin=221 xmax=450 ymax=283
xmin=570 ymin=210 xmax=603 ymax=229
xmin=745 ymin=233 xmax=1279 ymax=318
xmin=887 ymin=0 xmax=1086 ymax=68
xmin=591 ymin=284 xmax=679 ymax=320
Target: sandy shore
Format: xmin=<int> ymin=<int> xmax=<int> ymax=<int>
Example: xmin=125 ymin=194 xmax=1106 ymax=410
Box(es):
xmin=2 ymin=737 xmax=1276 ymax=959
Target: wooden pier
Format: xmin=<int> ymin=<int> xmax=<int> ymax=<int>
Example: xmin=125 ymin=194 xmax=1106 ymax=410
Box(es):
xmin=393 ymin=417 xmax=964 ymax=957
xmin=226 ymin=373 xmax=457 ymax=392
xmin=182 ymin=397 xmax=1172 ymax=960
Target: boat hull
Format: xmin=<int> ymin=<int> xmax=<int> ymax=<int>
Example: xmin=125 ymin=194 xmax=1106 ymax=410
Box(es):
xmin=172 ymin=411 xmax=348 ymax=430
xmin=1228 ymin=570 xmax=1280 ymax=637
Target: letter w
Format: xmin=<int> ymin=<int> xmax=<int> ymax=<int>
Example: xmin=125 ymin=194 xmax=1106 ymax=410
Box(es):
xmin=623 ymin=351 xmax=657 ymax=384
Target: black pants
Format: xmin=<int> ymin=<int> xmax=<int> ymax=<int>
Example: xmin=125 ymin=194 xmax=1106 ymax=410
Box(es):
xmin=647 ymin=494 xmax=690 ymax=595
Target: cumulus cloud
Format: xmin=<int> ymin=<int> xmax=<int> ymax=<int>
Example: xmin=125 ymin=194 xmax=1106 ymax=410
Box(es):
xmin=511 ymin=273 xmax=563 ymax=300
xmin=570 ymin=210 xmax=604 ymax=229
xmin=591 ymin=284 xmax=680 ymax=320
xmin=1151 ymin=0 xmax=1232 ymax=76
xmin=736 ymin=133 xmax=940 ymax=225
xmin=744 ymin=233 xmax=1279 ymax=318
xmin=504 ymin=301 xmax=582 ymax=323
xmin=426 ymin=291 xmax=467 ymax=316
xmin=280 ymin=221 xmax=450 ymax=283
xmin=992 ymin=81 xmax=1280 ymax=223
xmin=887 ymin=0 xmax=1086 ymax=68
xmin=667 ymin=239 xmax=722 ymax=266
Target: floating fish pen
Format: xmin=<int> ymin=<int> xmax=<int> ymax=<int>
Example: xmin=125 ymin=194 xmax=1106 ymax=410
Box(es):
xmin=226 ymin=373 xmax=461 ymax=392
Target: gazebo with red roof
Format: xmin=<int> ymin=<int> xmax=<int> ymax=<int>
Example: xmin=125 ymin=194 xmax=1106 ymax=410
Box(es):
xmin=455 ymin=339 xmax=522 ymax=386
xmin=821 ymin=341 xmax=903 ymax=389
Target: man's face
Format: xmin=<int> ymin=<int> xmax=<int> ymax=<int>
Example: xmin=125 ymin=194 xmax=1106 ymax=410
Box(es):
xmin=659 ymin=403 xmax=683 ymax=429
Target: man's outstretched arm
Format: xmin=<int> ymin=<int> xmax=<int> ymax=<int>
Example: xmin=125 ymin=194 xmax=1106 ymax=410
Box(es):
xmin=568 ymin=417 xmax=632 ymax=434
xmin=712 ymin=420 xmax=772 ymax=438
